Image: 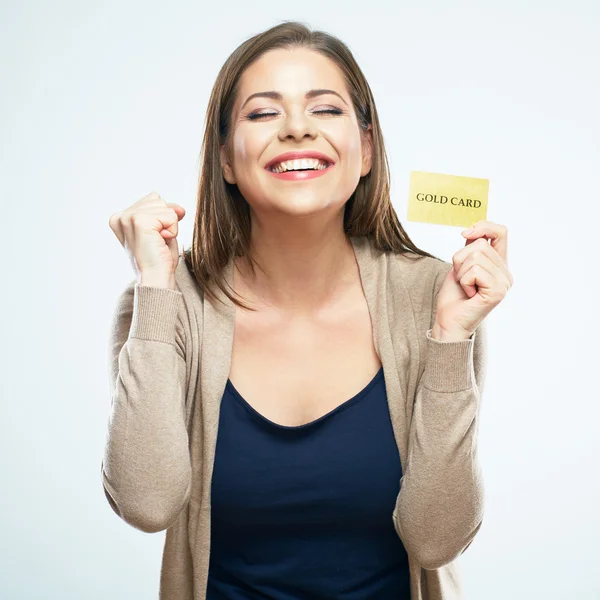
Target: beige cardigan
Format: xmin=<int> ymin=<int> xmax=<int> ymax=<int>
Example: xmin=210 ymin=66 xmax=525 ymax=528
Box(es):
xmin=102 ymin=234 xmax=487 ymax=600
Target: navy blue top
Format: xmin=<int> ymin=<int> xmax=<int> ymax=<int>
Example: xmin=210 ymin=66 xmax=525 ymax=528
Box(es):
xmin=207 ymin=366 xmax=410 ymax=599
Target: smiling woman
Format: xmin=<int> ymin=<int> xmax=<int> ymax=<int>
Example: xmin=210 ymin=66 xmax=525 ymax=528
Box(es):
xmin=103 ymin=19 xmax=491 ymax=600
xmin=182 ymin=21 xmax=439 ymax=313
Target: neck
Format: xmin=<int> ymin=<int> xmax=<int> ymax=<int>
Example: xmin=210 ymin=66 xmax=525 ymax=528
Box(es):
xmin=233 ymin=218 xmax=358 ymax=316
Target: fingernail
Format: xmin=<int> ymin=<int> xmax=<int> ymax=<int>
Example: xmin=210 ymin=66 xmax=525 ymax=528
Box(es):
xmin=462 ymin=227 xmax=474 ymax=236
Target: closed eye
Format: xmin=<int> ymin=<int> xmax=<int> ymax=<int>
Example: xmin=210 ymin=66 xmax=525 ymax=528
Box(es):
xmin=247 ymin=108 xmax=343 ymax=121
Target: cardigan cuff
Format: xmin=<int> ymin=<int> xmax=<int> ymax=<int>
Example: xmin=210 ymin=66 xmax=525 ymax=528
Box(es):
xmin=421 ymin=328 xmax=476 ymax=393
xmin=129 ymin=284 xmax=183 ymax=345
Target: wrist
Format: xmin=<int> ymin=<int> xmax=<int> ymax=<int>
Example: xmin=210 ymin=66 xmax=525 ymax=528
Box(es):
xmin=139 ymin=273 xmax=176 ymax=290
xmin=431 ymin=322 xmax=473 ymax=342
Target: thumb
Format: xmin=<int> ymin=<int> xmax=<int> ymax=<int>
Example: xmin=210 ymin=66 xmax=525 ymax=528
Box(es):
xmin=166 ymin=202 xmax=186 ymax=220
xmin=166 ymin=235 xmax=180 ymax=268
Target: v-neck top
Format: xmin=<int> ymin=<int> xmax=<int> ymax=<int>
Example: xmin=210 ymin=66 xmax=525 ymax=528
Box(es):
xmin=206 ymin=365 xmax=411 ymax=599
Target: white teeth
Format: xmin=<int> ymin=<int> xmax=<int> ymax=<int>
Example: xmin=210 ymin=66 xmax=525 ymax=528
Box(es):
xmin=271 ymin=158 xmax=329 ymax=173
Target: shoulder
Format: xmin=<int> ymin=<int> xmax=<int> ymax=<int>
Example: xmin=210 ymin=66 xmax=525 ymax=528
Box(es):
xmin=384 ymin=253 xmax=451 ymax=331
xmin=173 ymin=254 xmax=204 ymax=302
xmin=172 ymin=254 xmax=208 ymax=339
xmin=352 ymin=235 xmax=452 ymax=311
xmin=386 ymin=250 xmax=452 ymax=300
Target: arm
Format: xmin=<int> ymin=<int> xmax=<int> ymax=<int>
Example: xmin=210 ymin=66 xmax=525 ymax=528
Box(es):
xmin=100 ymin=280 xmax=192 ymax=533
xmin=393 ymin=264 xmax=488 ymax=569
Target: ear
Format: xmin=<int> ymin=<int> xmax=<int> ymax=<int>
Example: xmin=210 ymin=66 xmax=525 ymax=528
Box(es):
xmin=360 ymin=124 xmax=373 ymax=177
xmin=220 ymin=144 xmax=236 ymax=184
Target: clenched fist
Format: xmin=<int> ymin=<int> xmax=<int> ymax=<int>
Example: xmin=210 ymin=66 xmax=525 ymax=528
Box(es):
xmin=109 ymin=192 xmax=186 ymax=288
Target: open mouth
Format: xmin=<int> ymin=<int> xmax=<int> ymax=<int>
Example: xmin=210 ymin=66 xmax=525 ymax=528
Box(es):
xmin=266 ymin=158 xmax=334 ymax=173
xmin=267 ymin=165 xmax=331 ymax=172
xmin=265 ymin=162 xmax=335 ymax=180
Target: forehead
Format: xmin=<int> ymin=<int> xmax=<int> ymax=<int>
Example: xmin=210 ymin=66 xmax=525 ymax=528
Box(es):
xmin=237 ymin=48 xmax=347 ymax=104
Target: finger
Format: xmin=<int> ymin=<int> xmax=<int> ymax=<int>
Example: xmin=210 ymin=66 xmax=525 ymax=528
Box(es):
xmin=459 ymin=262 xmax=492 ymax=299
xmin=459 ymin=261 xmax=511 ymax=303
xmin=166 ymin=235 xmax=180 ymax=266
xmin=166 ymin=203 xmax=186 ymax=219
xmin=109 ymin=213 xmax=125 ymax=246
xmin=161 ymin=216 xmax=178 ymax=237
xmin=143 ymin=208 xmax=181 ymax=237
xmin=454 ymin=237 xmax=509 ymax=278
xmin=128 ymin=211 xmax=179 ymax=239
xmin=143 ymin=205 xmax=185 ymax=229
xmin=455 ymin=250 xmax=511 ymax=289
xmin=461 ymin=220 xmax=508 ymax=263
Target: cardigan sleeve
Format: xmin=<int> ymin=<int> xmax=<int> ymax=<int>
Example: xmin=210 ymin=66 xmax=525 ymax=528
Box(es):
xmin=393 ymin=264 xmax=488 ymax=569
xmin=100 ymin=280 xmax=192 ymax=534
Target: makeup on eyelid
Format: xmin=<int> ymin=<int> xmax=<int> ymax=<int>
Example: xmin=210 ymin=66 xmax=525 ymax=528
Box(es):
xmin=248 ymin=108 xmax=343 ymax=120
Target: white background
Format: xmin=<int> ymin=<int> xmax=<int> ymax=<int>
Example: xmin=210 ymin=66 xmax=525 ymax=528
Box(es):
xmin=2 ymin=1 xmax=599 ymax=598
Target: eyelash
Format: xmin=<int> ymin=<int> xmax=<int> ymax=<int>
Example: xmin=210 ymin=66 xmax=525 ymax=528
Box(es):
xmin=247 ymin=108 xmax=343 ymax=121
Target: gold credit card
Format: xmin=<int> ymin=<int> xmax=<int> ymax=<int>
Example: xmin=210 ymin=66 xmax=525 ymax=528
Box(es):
xmin=407 ymin=171 xmax=488 ymax=228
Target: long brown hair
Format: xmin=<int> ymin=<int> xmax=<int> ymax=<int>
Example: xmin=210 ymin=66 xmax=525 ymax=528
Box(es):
xmin=182 ymin=20 xmax=440 ymax=311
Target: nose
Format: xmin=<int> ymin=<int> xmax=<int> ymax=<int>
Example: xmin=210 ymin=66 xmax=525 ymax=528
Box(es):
xmin=277 ymin=109 xmax=318 ymax=142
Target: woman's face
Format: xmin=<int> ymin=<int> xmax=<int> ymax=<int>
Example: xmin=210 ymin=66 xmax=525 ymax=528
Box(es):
xmin=221 ymin=47 xmax=372 ymax=220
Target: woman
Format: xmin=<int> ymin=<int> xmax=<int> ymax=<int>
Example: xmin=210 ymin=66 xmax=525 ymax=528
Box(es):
xmin=103 ymin=21 xmax=513 ymax=600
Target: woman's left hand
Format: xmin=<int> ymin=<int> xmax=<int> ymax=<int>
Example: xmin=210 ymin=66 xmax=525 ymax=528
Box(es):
xmin=431 ymin=220 xmax=514 ymax=341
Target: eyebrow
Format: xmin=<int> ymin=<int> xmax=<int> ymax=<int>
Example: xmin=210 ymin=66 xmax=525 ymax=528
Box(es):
xmin=240 ymin=88 xmax=348 ymax=111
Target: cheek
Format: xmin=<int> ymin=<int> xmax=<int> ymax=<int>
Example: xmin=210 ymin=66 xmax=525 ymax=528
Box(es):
xmin=232 ymin=133 xmax=250 ymax=166
xmin=325 ymin=122 xmax=363 ymax=163
xmin=231 ymin=129 xmax=272 ymax=177
xmin=343 ymin=132 xmax=365 ymax=169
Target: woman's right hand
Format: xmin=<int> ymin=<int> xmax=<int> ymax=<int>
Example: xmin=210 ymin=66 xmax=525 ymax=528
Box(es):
xmin=109 ymin=192 xmax=186 ymax=286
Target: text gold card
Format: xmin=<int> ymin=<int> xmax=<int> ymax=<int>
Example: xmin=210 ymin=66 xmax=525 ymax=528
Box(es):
xmin=407 ymin=171 xmax=488 ymax=228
